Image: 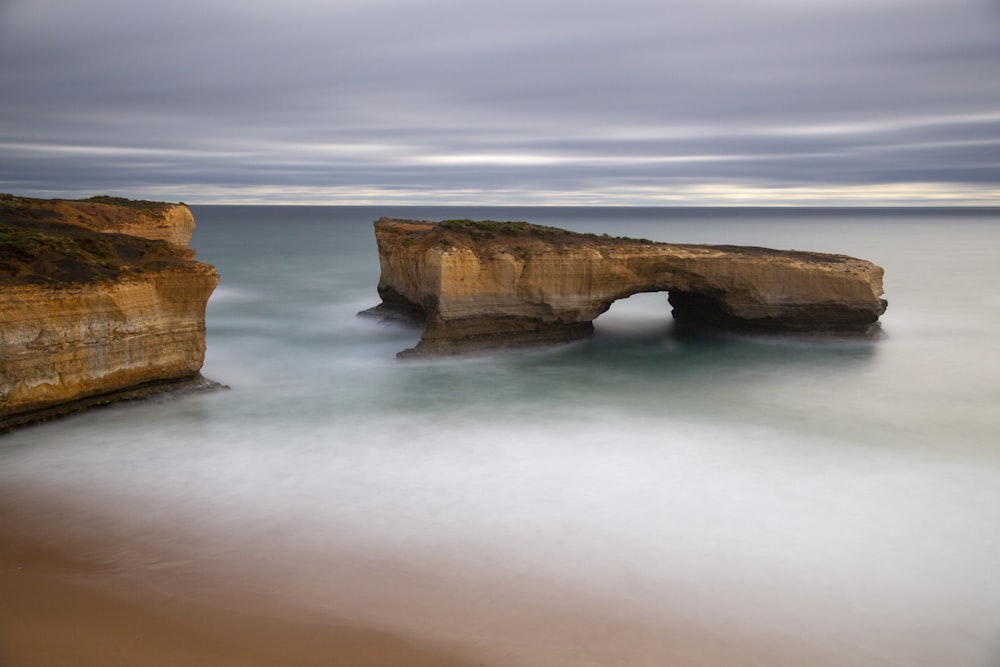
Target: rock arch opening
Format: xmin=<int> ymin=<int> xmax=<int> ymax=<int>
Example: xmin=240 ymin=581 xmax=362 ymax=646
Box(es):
xmin=593 ymin=291 xmax=674 ymax=338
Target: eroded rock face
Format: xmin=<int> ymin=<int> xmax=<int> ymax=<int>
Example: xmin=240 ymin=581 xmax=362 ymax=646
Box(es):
xmin=371 ymin=218 xmax=887 ymax=355
xmin=1 ymin=268 xmax=218 ymax=424
xmin=1 ymin=195 xmax=219 ymax=429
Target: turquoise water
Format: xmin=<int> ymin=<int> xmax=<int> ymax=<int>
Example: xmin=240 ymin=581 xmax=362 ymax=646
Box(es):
xmin=3 ymin=207 xmax=1000 ymax=666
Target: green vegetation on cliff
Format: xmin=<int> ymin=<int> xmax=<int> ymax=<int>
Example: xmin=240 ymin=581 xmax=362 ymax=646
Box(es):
xmin=0 ymin=193 xmax=198 ymax=285
xmin=82 ymin=195 xmax=176 ymax=214
xmin=0 ymin=222 xmax=190 ymax=285
xmin=1 ymin=193 xmax=174 ymax=214
xmin=435 ymin=218 xmax=653 ymax=245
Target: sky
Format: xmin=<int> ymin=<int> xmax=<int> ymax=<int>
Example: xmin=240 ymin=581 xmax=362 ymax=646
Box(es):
xmin=1 ymin=0 xmax=999 ymax=206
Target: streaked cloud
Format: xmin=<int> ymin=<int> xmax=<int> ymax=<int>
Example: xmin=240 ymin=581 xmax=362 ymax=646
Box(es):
xmin=1 ymin=0 xmax=998 ymax=205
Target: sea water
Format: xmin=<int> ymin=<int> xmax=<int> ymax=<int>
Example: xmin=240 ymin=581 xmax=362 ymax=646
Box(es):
xmin=2 ymin=207 xmax=1000 ymax=666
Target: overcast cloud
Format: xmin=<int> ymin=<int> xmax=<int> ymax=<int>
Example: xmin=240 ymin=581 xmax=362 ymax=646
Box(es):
xmin=1 ymin=0 xmax=998 ymax=204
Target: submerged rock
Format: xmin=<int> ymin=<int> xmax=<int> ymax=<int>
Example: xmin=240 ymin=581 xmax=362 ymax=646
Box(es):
xmin=369 ymin=217 xmax=887 ymax=355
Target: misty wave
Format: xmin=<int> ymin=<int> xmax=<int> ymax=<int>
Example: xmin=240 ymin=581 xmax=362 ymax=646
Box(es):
xmin=3 ymin=206 xmax=999 ymax=667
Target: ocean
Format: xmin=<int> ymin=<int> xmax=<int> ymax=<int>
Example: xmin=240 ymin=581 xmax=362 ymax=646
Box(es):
xmin=3 ymin=206 xmax=1000 ymax=666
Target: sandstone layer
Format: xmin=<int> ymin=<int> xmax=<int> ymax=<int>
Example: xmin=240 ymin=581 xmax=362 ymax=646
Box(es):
xmin=1 ymin=194 xmax=218 ymax=430
xmin=371 ymin=218 xmax=887 ymax=355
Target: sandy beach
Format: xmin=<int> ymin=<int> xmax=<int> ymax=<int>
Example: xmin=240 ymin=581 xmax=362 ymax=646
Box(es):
xmin=5 ymin=460 xmax=1000 ymax=667
xmin=0 ymin=499 xmax=479 ymax=667
xmin=0 ymin=484 xmax=796 ymax=667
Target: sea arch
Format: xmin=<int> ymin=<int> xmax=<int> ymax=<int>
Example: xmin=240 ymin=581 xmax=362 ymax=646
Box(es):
xmin=367 ymin=218 xmax=887 ymax=355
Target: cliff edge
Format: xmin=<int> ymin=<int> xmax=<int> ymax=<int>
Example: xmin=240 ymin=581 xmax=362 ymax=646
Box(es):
xmin=1 ymin=194 xmax=219 ymax=430
xmin=370 ymin=218 xmax=887 ymax=355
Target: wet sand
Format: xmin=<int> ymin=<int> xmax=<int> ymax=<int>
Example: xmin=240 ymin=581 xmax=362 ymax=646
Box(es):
xmin=5 ymin=477 xmax=987 ymax=667
xmin=0 ymin=512 xmax=479 ymax=667
xmin=0 ymin=511 xmax=807 ymax=667
xmin=0 ymin=489 xmax=753 ymax=667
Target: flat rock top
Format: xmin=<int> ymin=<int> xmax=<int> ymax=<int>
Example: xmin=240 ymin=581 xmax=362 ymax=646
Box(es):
xmin=376 ymin=217 xmax=866 ymax=267
xmin=1 ymin=194 xmax=179 ymax=229
xmin=0 ymin=194 xmax=200 ymax=286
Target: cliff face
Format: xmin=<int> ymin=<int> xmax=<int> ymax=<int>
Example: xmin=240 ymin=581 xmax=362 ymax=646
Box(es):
xmin=1 ymin=194 xmax=218 ymax=429
xmin=1 ymin=268 xmax=217 ymax=422
xmin=372 ymin=218 xmax=887 ymax=354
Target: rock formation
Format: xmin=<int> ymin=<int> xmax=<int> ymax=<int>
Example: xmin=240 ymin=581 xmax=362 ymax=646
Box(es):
xmin=1 ymin=194 xmax=219 ymax=430
xmin=370 ymin=218 xmax=887 ymax=355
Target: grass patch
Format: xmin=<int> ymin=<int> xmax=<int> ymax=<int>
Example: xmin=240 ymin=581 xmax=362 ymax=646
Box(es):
xmin=81 ymin=195 xmax=174 ymax=214
xmin=435 ymin=219 xmax=654 ymax=245
xmin=0 ymin=222 xmax=185 ymax=285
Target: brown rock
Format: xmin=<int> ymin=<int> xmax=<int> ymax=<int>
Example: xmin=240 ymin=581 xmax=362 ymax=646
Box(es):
xmin=0 ymin=194 xmax=219 ymax=429
xmin=371 ymin=218 xmax=887 ymax=355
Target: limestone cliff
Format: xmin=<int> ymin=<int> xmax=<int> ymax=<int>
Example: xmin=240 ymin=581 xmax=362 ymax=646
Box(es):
xmin=1 ymin=194 xmax=218 ymax=430
xmin=371 ymin=218 xmax=887 ymax=355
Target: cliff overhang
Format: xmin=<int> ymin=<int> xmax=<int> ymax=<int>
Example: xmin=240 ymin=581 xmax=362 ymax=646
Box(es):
xmin=368 ymin=217 xmax=888 ymax=356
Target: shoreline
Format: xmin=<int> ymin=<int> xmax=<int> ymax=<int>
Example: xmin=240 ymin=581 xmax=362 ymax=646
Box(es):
xmin=0 ymin=488 xmax=817 ymax=667
xmin=0 ymin=502 xmax=480 ymax=667
xmin=3 ymin=467 xmax=983 ymax=666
